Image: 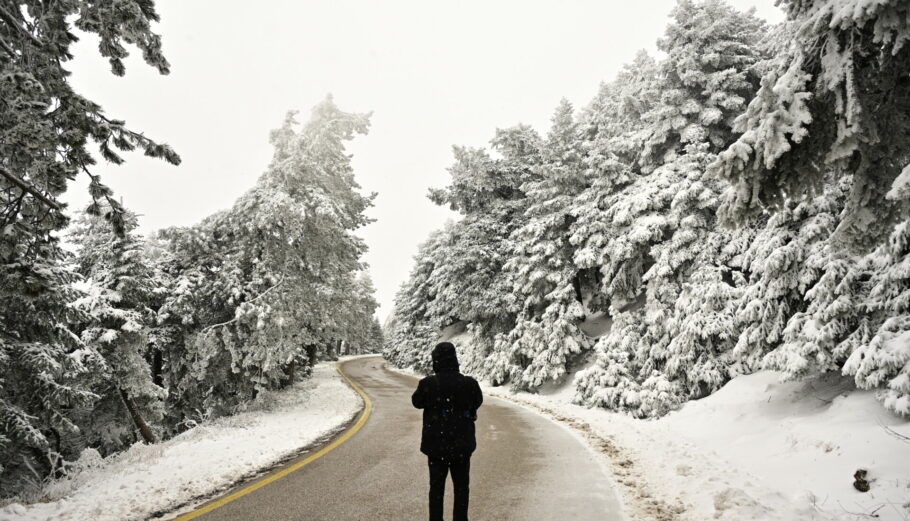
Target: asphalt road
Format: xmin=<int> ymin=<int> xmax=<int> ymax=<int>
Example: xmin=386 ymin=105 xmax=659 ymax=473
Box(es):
xmin=180 ymin=356 xmax=624 ymax=521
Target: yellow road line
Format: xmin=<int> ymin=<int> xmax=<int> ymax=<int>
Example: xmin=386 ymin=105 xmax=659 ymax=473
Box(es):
xmin=172 ymin=361 xmax=374 ymax=520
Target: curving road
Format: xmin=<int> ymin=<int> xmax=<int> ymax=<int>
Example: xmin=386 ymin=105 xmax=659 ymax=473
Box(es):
xmin=174 ymin=355 xmax=624 ymax=521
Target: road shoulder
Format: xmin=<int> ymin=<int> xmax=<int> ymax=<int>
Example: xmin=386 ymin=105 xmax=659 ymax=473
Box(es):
xmin=1 ymin=362 xmax=364 ymax=521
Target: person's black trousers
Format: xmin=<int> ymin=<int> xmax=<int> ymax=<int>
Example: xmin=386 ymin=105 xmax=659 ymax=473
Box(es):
xmin=427 ymin=455 xmax=471 ymax=521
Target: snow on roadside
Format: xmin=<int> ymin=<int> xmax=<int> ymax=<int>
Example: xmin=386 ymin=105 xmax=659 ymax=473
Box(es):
xmin=388 ymin=352 xmax=910 ymax=521
xmin=481 ymin=372 xmax=910 ymax=521
xmin=0 ymin=362 xmax=362 ymax=521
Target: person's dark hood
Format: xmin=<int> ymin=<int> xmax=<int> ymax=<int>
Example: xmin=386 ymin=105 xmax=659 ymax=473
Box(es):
xmin=431 ymin=342 xmax=459 ymax=373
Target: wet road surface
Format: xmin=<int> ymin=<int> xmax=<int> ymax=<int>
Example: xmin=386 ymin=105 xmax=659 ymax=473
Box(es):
xmin=178 ymin=355 xmax=624 ymax=521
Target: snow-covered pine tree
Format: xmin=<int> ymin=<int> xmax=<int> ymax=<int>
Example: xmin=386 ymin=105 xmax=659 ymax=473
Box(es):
xmin=641 ymin=0 xmax=767 ymax=170
xmin=503 ymin=100 xmax=593 ymax=390
xmin=332 ymin=273 xmax=381 ymax=356
xmin=711 ymin=0 xmax=910 ymax=248
xmin=385 ymin=123 xmax=544 ymax=380
xmin=427 ymin=149 xmax=517 ymax=326
xmin=0 ymin=0 xmax=179 ymax=241
xmin=156 ymin=97 xmax=374 ymax=419
xmin=364 ymin=316 xmax=385 ymax=355
xmin=424 ymin=125 xmax=543 ymax=380
xmin=384 ymin=228 xmax=452 ymax=373
xmin=574 ymin=2 xmax=768 ymax=414
xmin=580 ymin=51 xmax=661 ymax=173
xmin=0 ymin=254 xmax=94 ymax=490
xmin=728 ymin=178 xmax=848 ymax=372
xmin=68 ymin=210 xmax=164 ymax=450
xmin=573 ymin=0 xmax=766 ymax=305
xmin=755 ymin=176 xmax=872 ymax=379
xmin=573 ymin=146 xmax=735 ymax=415
xmin=0 ymin=0 xmax=176 ymax=493
xmin=843 ymin=167 xmax=910 ymax=416
xmin=574 ymin=308 xmax=683 ymax=418
xmin=570 ymin=55 xmax=655 ymax=309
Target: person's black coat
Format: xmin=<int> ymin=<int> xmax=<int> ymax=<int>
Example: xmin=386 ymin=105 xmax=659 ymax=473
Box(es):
xmin=412 ymin=368 xmax=483 ymax=460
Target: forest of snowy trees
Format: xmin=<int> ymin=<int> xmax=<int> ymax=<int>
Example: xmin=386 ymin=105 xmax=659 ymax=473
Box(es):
xmin=0 ymin=2 xmax=380 ymax=496
xmin=386 ymin=0 xmax=910 ymax=419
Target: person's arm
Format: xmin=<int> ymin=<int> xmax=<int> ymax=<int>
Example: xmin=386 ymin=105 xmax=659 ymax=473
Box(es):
xmin=412 ymin=378 xmax=427 ymax=409
xmin=472 ymin=378 xmax=483 ymax=410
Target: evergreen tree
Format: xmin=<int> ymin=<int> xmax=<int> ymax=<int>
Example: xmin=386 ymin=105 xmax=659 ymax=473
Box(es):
xmin=424 ymin=126 xmax=543 ymax=381
xmin=503 ymin=100 xmax=592 ymax=389
xmin=0 ymin=0 xmax=178 ymax=238
xmin=641 ymin=0 xmax=767 ymax=169
xmin=364 ymin=317 xmax=385 ymax=355
xmin=385 ymin=0 xmax=910 ymax=420
xmin=711 ymin=0 xmax=910 ymax=248
xmin=0 ymin=0 xmax=176 ymax=492
xmin=843 ymin=170 xmax=910 ymax=416
xmin=0 ymin=260 xmax=93 ymax=488
xmin=69 ymin=210 xmax=164 ymax=450
xmin=729 ymin=179 xmax=847 ymax=371
xmin=573 ymin=2 xmax=768 ymax=413
xmin=573 ymin=146 xmax=736 ymax=414
xmin=756 ymin=177 xmax=866 ymax=378
xmin=333 ymin=273 xmax=381 ymax=356
xmin=384 ymin=229 xmax=451 ymax=373
xmin=156 ymin=97 xmax=374 ymax=420
xmin=580 ymin=51 xmax=661 ymax=172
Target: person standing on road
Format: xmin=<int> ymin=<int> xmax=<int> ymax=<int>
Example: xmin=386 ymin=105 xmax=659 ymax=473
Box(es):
xmin=411 ymin=342 xmax=483 ymax=521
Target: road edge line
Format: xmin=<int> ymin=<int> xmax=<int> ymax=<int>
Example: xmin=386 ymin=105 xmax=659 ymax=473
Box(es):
xmin=171 ymin=360 xmax=374 ymax=520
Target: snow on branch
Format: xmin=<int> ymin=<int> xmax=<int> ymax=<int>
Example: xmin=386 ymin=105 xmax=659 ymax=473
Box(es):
xmin=201 ymin=277 xmax=286 ymax=332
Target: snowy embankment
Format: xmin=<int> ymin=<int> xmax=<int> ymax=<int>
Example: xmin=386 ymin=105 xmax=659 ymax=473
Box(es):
xmin=0 ymin=362 xmax=362 ymax=521
xmin=482 ymin=371 xmax=910 ymax=521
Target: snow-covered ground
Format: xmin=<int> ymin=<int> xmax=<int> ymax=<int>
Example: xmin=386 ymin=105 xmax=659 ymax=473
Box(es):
xmin=0 ymin=362 xmax=362 ymax=521
xmin=481 ymin=370 xmax=910 ymax=521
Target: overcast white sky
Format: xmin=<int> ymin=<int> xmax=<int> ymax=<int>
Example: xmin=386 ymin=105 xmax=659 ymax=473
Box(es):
xmin=63 ymin=0 xmax=784 ymax=321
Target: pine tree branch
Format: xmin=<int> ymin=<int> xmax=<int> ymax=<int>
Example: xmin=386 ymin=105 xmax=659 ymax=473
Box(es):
xmin=80 ymin=163 xmax=120 ymax=212
xmin=0 ymin=190 xmax=27 ymax=229
xmin=201 ymin=277 xmax=286 ymax=332
xmin=0 ymin=166 xmax=62 ymax=211
xmin=0 ymin=4 xmax=43 ymax=48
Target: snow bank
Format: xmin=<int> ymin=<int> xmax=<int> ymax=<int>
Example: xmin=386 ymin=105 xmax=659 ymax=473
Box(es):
xmin=0 ymin=362 xmax=362 ymax=521
xmin=478 ymin=370 xmax=910 ymax=521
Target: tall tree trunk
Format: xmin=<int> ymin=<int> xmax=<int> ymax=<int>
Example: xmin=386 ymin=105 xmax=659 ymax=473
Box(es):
xmin=572 ymin=273 xmax=588 ymax=321
xmin=572 ymin=272 xmax=584 ymax=304
xmin=119 ymin=388 xmax=156 ymax=443
xmin=49 ymin=427 xmax=64 ymax=478
xmin=305 ymin=344 xmax=318 ymax=366
xmin=151 ymin=349 xmax=163 ymax=388
xmin=325 ymin=340 xmax=336 ymax=361
xmin=282 ymin=359 xmax=296 ymax=387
